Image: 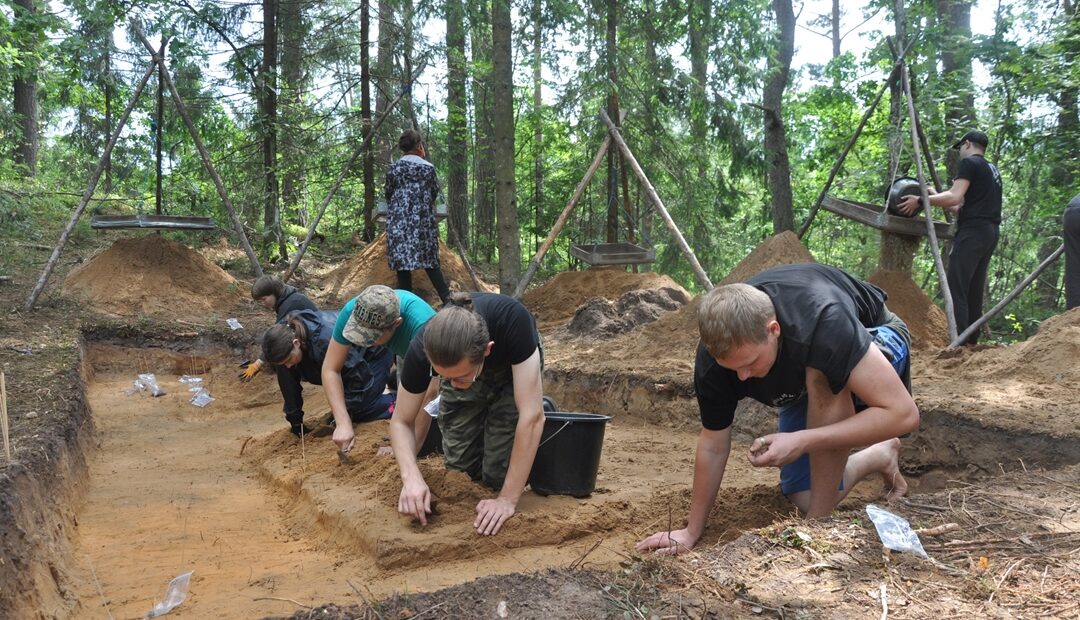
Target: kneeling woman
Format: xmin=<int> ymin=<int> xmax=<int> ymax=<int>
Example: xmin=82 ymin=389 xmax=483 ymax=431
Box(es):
xmin=389 ymin=292 xmax=545 ymax=537
xmin=263 ymin=309 xmax=394 ymax=437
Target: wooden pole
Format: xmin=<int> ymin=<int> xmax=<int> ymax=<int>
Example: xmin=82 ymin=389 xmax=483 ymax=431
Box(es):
xmin=446 ymin=216 xmax=483 ymax=291
xmin=24 ymin=61 xmax=158 ymax=312
xmin=797 ymin=41 xmax=915 ymax=239
xmin=950 ymin=244 xmax=1064 ymax=348
xmin=132 ymin=24 xmax=264 ymax=279
xmin=282 ymin=79 xmax=414 ymax=282
xmin=513 ymin=135 xmax=611 ymax=299
xmin=902 ymin=63 xmax=957 ymax=341
xmin=1 ymin=372 xmax=9 ymax=464
xmin=599 ymin=109 xmax=714 ymax=290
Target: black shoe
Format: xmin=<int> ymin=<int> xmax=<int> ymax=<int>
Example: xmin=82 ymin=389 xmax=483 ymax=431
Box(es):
xmin=290 ymin=423 xmax=314 ymax=438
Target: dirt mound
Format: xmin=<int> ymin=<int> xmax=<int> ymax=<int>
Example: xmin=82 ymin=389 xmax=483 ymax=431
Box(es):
xmin=719 ymin=230 xmax=816 ymax=286
xmin=543 ymin=232 xmax=815 ymax=380
xmin=566 ymin=287 xmax=691 ymax=338
xmin=523 ymin=267 xmax=688 ymax=329
xmin=62 ymin=235 xmax=243 ymax=319
xmin=868 ymin=270 xmax=950 ymax=351
xmin=943 ymin=307 xmax=1080 ymax=387
xmin=320 ymin=233 xmax=494 ymax=306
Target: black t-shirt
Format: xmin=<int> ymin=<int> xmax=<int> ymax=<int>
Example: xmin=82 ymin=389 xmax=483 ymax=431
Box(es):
xmin=954 ymin=155 xmax=1003 ymax=227
xmin=694 ymin=264 xmax=889 ymax=431
xmin=399 ymin=293 xmax=539 ymax=393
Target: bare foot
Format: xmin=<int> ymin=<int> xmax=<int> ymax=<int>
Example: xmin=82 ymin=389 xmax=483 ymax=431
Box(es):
xmin=880 ymin=438 xmax=908 ymax=501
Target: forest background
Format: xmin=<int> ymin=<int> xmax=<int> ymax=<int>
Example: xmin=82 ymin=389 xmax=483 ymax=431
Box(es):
xmin=1 ymin=0 xmax=1077 ymax=340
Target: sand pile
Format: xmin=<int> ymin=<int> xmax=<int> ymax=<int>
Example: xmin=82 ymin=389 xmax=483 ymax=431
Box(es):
xmin=523 ymin=267 xmax=689 ymax=330
xmin=544 ymin=232 xmax=816 ymax=379
xmin=869 ymin=270 xmax=950 ymax=350
xmin=941 ymin=308 xmax=1080 ymax=387
xmin=320 ymin=233 xmax=494 ymax=306
xmin=566 ymin=287 xmax=691 ymax=338
xmin=63 ymin=235 xmax=243 ymax=318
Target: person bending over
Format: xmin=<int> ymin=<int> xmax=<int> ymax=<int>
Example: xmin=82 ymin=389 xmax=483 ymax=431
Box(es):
xmin=262 ymin=309 xmax=393 ymax=437
xmin=323 ymin=285 xmax=439 ymax=454
xmin=637 ymin=263 xmax=919 ymax=555
xmin=389 ymin=292 xmax=545 ymax=537
xmin=241 ymin=275 xmax=319 ymax=382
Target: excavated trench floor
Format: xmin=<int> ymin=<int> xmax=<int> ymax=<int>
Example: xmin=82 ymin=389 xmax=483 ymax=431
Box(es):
xmin=63 ymin=341 xmax=1076 ymax=618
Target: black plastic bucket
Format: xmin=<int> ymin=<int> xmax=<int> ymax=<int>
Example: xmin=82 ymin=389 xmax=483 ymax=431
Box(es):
xmin=886 ymin=177 xmax=923 ymax=217
xmin=417 ymin=409 xmax=442 ymax=458
xmin=528 ymin=412 xmax=611 ymax=498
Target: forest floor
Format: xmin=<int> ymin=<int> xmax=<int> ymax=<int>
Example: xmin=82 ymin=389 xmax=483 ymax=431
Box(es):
xmin=0 ymin=229 xmax=1077 ymax=619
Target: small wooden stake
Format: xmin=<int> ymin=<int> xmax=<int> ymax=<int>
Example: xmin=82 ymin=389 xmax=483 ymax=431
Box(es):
xmin=1 ymin=372 xmax=10 ymax=464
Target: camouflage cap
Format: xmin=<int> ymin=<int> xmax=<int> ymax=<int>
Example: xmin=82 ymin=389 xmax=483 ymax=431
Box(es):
xmin=343 ymin=285 xmax=400 ymax=346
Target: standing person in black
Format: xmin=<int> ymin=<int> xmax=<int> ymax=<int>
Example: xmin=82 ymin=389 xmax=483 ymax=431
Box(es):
xmin=899 ymin=130 xmax=1003 ymax=344
xmin=1064 ymin=193 xmax=1080 ymax=310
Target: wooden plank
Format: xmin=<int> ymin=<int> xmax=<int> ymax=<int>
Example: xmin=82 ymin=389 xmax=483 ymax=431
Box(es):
xmin=820 ymin=196 xmax=953 ymax=240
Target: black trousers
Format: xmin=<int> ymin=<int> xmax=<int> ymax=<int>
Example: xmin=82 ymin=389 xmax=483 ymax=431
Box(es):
xmin=948 ymin=221 xmax=999 ymax=345
xmin=1065 ymin=195 xmax=1080 ymax=310
xmin=397 ymin=268 xmax=451 ymax=304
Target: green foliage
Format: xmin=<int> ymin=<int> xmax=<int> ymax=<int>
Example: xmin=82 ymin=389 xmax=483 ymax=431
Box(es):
xmin=0 ymin=0 xmax=1074 ymax=335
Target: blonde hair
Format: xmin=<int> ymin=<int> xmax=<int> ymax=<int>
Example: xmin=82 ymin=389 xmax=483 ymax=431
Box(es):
xmin=698 ymin=283 xmax=775 ymax=356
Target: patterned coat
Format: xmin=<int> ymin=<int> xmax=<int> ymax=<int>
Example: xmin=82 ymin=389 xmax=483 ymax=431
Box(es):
xmin=385 ymin=154 xmax=441 ymax=271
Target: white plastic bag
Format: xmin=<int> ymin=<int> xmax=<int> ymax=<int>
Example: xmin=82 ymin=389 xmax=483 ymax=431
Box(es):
xmin=424 ymin=395 xmax=441 ymax=416
xmin=866 ymin=504 xmax=927 ymax=557
xmin=133 ymin=373 xmax=167 ymax=397
xmin=178 ymin=375 xmax=204 ymax=392
xmin=190 ymin=388 xmax=215 ymax=408
xmin=144 ymin=570 xmax=193 ymax=618
xmin=226 ymin=318 xmax=243 ymax=330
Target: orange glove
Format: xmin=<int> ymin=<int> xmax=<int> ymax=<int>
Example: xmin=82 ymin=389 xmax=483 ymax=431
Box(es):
xmin=238 ymin=359 xmax=264 ymax=383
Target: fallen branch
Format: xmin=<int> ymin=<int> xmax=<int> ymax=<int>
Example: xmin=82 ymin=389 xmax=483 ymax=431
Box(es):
xmin=253 ymin=596 xmax=311 ymax=608
xmin=914 ymin=523 xmax=960 ymax=537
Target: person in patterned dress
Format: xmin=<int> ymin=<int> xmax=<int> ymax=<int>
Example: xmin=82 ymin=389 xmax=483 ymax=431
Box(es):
xmin=385 ymin=129 xmax=451 ymax=304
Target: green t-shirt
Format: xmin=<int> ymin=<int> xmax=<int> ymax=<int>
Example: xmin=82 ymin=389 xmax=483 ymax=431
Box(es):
xmin=333 ymin=289 xmax=436 ymax=358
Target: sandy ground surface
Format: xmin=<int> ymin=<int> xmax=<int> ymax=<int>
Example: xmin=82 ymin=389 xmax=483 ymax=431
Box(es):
xmin=69 ymin=347 xmax=824 ymax=619
xmin=4 ymin=230 xmax=1078 ymax=619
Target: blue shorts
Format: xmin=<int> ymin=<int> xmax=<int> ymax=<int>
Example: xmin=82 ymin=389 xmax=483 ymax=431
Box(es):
xmin=777 ymin=326 xmax=909 ymax=495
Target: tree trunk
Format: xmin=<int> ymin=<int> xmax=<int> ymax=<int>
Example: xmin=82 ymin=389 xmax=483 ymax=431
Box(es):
xmin=375 ymin=0 xmax=396 ymax=168
xmin=531 ymin=0 xmax=543 ymax=252
xmin=470 ymin=0 xmax=496 ymax=261
xmin=764 ymin=0 xmax=795 ymax=233
xmin=360 ymin=0 xmax=376 ymax=240
xmin=104 ymin=46 xmax=113 ymax=192
xmin=491 ymin=0 xmax=520 ymax=291
xmin=281 ymin=0 xmax=308 ymax=229
xmin=879 ymin=1 xmax=918 ymax=276
xmin=260 ymin=0 xmax=284 ymax=260
xmin=831 ymin=0 xmax=841 ymax=59
xmin=13 ymin=0 xmax=39 ymax=176
xmin=605 ymin=0 xmax=619 ymax=243
xmin=447 ymin=0 xmax=469 ymax=249
xmin=937 ymin=0 xmax=976 ymax=129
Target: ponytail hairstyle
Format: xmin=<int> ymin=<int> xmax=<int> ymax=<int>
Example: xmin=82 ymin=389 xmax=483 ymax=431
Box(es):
xmin=423 ymin=292 xmax=490 ymax=366
xmin=262 ymin=315 xmax=311 ymax=366
xmin=398 ymin=129 xmax=422 ymax=153
xmin=251 ymin=275 xmax=286 ymax=301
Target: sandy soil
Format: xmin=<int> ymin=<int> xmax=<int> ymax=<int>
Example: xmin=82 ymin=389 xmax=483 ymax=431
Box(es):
xmin=4 ymin=229 xmax=1079 ymax=619
xmin=67 ymin=346 xmax=814 ymax=619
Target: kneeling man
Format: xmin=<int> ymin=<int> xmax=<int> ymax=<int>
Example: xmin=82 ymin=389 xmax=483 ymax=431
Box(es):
xmin=637 ymin=263 xmax=919 ymax=554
